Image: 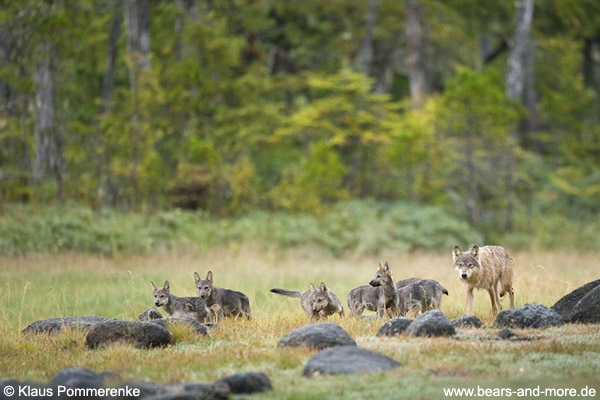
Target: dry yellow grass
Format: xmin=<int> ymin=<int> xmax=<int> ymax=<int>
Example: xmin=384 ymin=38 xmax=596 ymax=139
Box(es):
xmin=0 ymin=248 xmax=599 ymax=399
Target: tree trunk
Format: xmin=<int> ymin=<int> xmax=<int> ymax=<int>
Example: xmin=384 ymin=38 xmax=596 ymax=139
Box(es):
xmin=100 ymin=7 xmax=123 ymax=113
xmin=97 ymin=3 xmax=123 ymax=206
xmin=504 ymin=0 xmax=535 ymax=231
xmin=34 ymin=43 xmax=64 ymax=201
xmin=360 ymin=0 xmax=376 ymax=77
xmin=175 ymin=0 xmax=198 ymax=61
xmin=505 ymin=0 xmax=534 ymax=103
xmin=405 ymin=0 xmax=427 ymax=108
xmin=524 ymin=40 xmax=540 ymax=153
xmin=125 ymin=0 xmax=151 ymax=207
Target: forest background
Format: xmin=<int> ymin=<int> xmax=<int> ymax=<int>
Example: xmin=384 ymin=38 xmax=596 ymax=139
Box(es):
xmin=1 ymin=0 xmax=600 ymax=256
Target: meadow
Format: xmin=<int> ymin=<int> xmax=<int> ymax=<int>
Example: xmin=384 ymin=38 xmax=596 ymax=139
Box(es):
xmin=1 ymin=248 xmax=599 ymax=399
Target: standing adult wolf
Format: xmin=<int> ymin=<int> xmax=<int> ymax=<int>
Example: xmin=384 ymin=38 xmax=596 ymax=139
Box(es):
xmin=452 ymin=245 xmax=515 ymax=315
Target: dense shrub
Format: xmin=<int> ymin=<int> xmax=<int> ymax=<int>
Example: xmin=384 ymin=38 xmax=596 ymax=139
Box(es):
xmin=0 ymin=201 xmax=486 ymax=256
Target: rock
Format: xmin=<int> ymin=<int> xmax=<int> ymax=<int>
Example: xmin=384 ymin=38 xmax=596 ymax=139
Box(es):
xmin=451 ymin=315 xmax=483 ymax=329
xmin=568 ymin=285 xmax=600 ymax=323
xmin=405 ymin=310 xmax=455 ymax=337
xmin=149 ymin=317 xmax=209 ymax=336
xmin=277 ymin=323 xmax=356 ymax=350
xmin=50 ymin=367 xmax=116 ymax=389
xmin=1 ymin=369 xmax=231 ymax=400
xmin=215 ymin=372 xmax=272 ymax=394
xmin=377 ymin=317 xmax=413 ymax=337
xmin=85 ymin=320 xmax=172 ymax=349
xmin=498 ymin=328 xmax=515 ymax=340
xmin=302 ymin=346 xmax=401 ymax=376
xmin=495 ymin=302 xmax=564 ymax=329
xmin=551 ymin=280 xmax=600 ymax=320
xmin=157 ymin=382 xmax=229 ymax=400
xmin=22 ymin=316 xmax=117 ymax=335
xmin=138 ymin=308 xmax=164 ymax=321
xmin=117 ymin=381 xmax=165 ymax=398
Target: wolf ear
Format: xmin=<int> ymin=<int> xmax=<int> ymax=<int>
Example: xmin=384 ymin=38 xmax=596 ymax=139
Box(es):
xmin=378 ymin=262 xmax=383 ymax=270
xmin=193 ymin=272 xmax=200 ymax=284
xmin=383 ymin=261 xmax=391 ymax=275
xmin=206 ymin=271 xmax=213 ymax=284
xmin=452 ymin=246 xmax=462 ymax=262
xmin=470 ymin=245 xmax=479 ymax=258
xmin=163 ymin=281 xmax=170 ymax=292
xmin=151 ymin=281 xmax=158 ymax=291
xmin=310 ymin=283 xmax=316 ymax=292
xmin=319 ymin=282 xmax=329 ymax=295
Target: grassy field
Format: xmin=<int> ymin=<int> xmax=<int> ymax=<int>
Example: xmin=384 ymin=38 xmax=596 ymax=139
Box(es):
xmin=1 ymin=248 xmax=599 ymax=399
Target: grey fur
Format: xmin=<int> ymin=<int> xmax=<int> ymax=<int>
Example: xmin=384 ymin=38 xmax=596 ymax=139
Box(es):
xmin=397 ymin=279 xmax=448 ymax=317
xmin=151 ymin=281 xmax=209 ymax=323
xmin=270 ymin=283 xmax=345 ymax=321
xmin=368 ymin=262 xmax=399 ymax=319
xmin=194 ymin=271 xmax=251 ymax=323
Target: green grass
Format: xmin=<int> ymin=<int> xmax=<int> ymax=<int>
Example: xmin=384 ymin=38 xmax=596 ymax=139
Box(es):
xmin=1 ymin=249 xmax=599 ymax=399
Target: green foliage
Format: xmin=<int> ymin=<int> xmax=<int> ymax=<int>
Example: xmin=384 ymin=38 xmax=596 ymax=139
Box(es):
xmin=0 ymin=202 xmax=483 ymax=257
xmin=1 ymin=0 xmax=600 ymax=242
xmin=271 ymin=141 xmax=348 ymax=212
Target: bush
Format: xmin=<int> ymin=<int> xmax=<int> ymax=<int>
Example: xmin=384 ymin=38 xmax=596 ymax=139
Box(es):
xmin=0 ymin=201 xmax=484 ymax=257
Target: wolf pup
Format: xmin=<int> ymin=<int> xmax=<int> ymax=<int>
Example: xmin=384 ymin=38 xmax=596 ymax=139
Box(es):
xmin=348 ymin=276 xmax=421 ymax=317
xmin=270 ymin=282 xmax=345 ymax=321
xmin=397 ymin=279 xmax=448 ymax=317
xmin=151 ymin=281 xmax=209 ymax=322
xmin=369 ymin=261 xmax=400 ymax=319
xmin=193 ymin=271 xmax=251 ymax=323
xmin=452 ymin=245 xmax=515 ymax=315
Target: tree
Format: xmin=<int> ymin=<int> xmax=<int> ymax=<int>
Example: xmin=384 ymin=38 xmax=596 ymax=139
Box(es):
xmin=124 ymin=0 xmax=151 ymax=207
xmin=505 ymin=0 xmax=535 ymax=230
xmin=405 ymin=0 xmax=428 ymax=108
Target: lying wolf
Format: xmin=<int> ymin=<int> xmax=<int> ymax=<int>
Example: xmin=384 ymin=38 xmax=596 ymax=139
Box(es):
xmin=270 ymin=282 xmax=345 ymax=321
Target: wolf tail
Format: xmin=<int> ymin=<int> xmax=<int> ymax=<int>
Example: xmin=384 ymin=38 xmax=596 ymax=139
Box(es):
xmin=270 ymin=288 xmax=302 ymax=298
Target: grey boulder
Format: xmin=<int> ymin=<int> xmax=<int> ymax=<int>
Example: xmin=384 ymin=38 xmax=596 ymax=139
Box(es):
xmin=138 ymin=308 xmax=164 ymax=321
xmin=377 ymin=317 xmax=413 ymax=337
xmin=85 ymin=320 xmax=172 ymax=349
xmin=22 ymin=316 xmax=117 ymax=335
xmin=406 ymin=310 xmax=455 ymax=337
xmin=277 ymin=323 xmax=356 ymax=350
xmin=552 ymin=280 xmax=600 ymax=324
xmin=495 ymin=302 xmax=564 ymax=329
xmin=451 ymin=315 xmax=483 ymax=329
xmin=215 ymin=372 xmax=272 ymax=394
xmin=303 ymin=346 xmax=400 ymax=376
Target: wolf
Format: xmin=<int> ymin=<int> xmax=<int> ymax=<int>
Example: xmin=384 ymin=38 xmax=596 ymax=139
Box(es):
xmin=193 ymin=271 xmax=251 ymax=323
xmin=452 ymin=245 xmax=515 ymax=315
xmin=397 ymin=279 xmax=448 ymax=317
xmin=368 ymin=262 xmax=400 ymax=319
xmin=348 ymin=276 xmax=421 ymax=317
xmin=270 ymin=282 xmax=345 ymax=321
xmin=151 ymin=281 xmax=209 ymax=322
